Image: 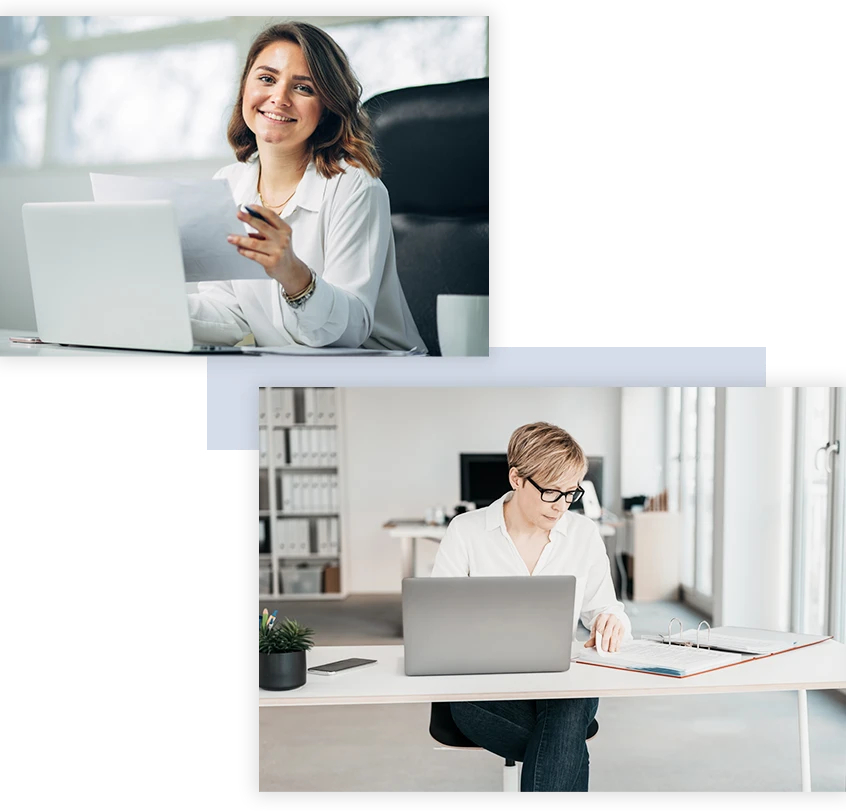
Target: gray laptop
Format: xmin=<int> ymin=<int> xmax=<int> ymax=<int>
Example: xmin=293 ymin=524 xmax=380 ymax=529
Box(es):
xmin=21 ymin=201 xmax=240 ymax=353
xmin=402 ymin=576 xmax=576 ymax=676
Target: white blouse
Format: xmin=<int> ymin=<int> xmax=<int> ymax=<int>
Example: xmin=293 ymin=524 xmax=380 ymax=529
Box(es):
xmin=187 ymin=157 xmax=426 ymax=351
xmin=431 ymin=492 xmax=633 ymax=639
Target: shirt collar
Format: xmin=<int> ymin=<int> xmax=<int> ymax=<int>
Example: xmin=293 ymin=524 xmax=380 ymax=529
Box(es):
xmin=484 ymin=491 xmax=570 ymax=537
xmin=243 ymin=155 xmax=328 ymax=214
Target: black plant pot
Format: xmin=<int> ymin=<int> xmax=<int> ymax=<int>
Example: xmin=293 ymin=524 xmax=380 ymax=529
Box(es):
xmin=260 ymin=650 xmax=307 ymax=691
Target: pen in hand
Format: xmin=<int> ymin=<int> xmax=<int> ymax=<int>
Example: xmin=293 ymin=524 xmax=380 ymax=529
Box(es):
xmin=240 ymin=204 xmax=272 ymax=225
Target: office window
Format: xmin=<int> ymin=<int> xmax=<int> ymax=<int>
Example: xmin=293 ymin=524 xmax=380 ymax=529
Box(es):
xmin=326 ymin=16 xmax=488 ymax=100
xmin=0 ymin=64 xmax=48 ymax=166
xmin=695 ymin=387 xmax=716 ymax=597
xmin=53 ymin=41 xmax=237 ymax=164
xmin=0 ymin=16 xmax=49 ymax=54
xmin=667 ymin=386 xmax=717 ymax=605
xmin=0 ymin=15 xmax=488 ymax=168
xmin=680 ymin=387 xmax=698 ymax=588
xmin=64 ymin=17 xmax=224 ymax=39
xmin=794 ymin=387 xmax=832 ymax=635
xmin=666 ymin=386 xmax=681 ymax=514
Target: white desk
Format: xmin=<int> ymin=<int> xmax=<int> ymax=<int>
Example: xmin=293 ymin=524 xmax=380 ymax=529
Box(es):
xmin=0 ymin=329 xmax=132 ymax=357
xmin=386 ymin=520 xmax=617 ymax=580
xmin=259 ymin=640 xmax=846 ymax=791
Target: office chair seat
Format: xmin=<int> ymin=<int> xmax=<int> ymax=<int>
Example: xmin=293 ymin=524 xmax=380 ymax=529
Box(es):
xmin=429 ymin=702 xmax=598 ymax=791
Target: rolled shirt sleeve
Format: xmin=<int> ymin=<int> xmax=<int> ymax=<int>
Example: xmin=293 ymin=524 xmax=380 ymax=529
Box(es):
xmin=187 ymin=281 xmax=251 ymax=345
xmin=277 ymin=184 xmax=387 ymax=348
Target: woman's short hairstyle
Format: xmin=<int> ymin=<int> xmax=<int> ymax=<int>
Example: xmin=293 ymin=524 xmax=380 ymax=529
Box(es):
xmin=507 ymin=422 xmax=588 ymax=486
xmin=227 ymin=21 xmax=381 ymax=179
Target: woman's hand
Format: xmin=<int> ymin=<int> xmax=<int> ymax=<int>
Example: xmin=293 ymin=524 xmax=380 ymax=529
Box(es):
xmin=228 ymin=206 xmax=312 ymax=297
xmin=586 ymin=613 xmax=626 ymax=653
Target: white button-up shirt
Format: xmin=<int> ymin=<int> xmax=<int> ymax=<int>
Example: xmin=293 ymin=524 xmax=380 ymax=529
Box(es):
xmin=187 ymin=157 xmax=426 ymax=351
xmin=431 ymin=492 xmax=633 ymax=639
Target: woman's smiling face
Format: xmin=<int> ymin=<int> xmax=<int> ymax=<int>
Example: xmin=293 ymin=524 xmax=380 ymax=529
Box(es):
xmin=241 ymin=41 xmax=325 ymax=153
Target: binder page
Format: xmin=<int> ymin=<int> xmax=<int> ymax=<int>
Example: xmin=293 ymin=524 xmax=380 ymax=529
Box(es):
xmin=655 ymin=626 xmax=833 ymax=656
xmin=578 ymin=640 xmax=743 ymax=676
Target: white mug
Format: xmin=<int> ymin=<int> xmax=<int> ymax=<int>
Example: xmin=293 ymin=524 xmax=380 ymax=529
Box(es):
xmin=436 ymin=294 xmax=489 ymax=357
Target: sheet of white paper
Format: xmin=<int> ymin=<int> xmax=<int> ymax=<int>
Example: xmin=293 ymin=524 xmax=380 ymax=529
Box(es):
xmin=241 ymin=345 xmax=426 ymax=357
xmin=90 ymin=173 xmax=264 ymax=283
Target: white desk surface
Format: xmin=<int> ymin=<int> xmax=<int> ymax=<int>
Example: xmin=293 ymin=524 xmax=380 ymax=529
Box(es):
xmin=259 ymin=640 xmax=846 ymax=708
xmin=0 ymin=329 xmax=195 ymax=358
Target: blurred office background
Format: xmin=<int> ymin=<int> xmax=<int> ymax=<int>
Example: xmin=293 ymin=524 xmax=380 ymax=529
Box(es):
xmin=0 ymin=15 xmax=489 ymax=330
xmin=259 ymin=386 xmax=846 ymax=791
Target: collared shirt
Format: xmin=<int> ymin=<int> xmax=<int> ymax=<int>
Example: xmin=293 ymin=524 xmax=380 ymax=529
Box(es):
xmin=431 ymin=492 xmax=633 ymax=639
xmin=187 ymin=157 xmax=426 ymax=351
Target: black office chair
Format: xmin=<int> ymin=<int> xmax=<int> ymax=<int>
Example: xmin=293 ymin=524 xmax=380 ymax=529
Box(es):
xmin=429 ymin=702 xmax=599 ymax=792
xmin=364 ymin=78 xmax=489 ymax=356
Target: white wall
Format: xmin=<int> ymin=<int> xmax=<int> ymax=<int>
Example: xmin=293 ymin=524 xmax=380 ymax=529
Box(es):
xmin=621 ymin=387 xmax=665 ymax=498
xmin=714 ymin=388 xmax=793 ymax=629
xmin=339 ymin=387 xmax=622 ymax=593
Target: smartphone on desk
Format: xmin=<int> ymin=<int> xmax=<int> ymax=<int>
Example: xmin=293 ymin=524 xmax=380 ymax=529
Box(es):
xmin=308 ymin=657 xmax=377 ymax=676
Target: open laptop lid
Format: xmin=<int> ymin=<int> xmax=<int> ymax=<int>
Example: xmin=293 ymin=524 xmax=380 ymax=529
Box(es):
xmin=22 ymin=201 xmax=196 ymax=353
xmin=402 ymin=575 xmax=576 ymax=676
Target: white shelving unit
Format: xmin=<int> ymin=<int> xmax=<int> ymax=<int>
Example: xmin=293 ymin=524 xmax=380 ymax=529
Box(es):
xmin=259 ymin=387 xmax=346 ymax=601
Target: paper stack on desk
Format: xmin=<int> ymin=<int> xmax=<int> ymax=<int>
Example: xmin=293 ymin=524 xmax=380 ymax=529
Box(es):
xmin=90 ymin=173 xmax=263 ymax=283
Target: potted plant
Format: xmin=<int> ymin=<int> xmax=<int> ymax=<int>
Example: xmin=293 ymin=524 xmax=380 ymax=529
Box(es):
xmin=259 ymin=611 xmax=315 ymax=691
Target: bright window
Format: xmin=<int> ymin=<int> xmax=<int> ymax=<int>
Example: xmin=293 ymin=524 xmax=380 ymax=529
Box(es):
xmin=0 ymin=16 xmax=49 ymax=54
xmin=0 ymin=16 xmax=488 ymax=169
xmin=64 ymin=16 xmax=224 ymax=39
xmin=326 ymin=16 xmax=488 ymax=100
xmin=0 ymin=64 xmax=48 ymax=166
xmin=53 ymin=41 xmax=237 ymax=164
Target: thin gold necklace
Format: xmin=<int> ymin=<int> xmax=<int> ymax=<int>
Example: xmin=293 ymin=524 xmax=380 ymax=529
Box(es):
xmin=257 ymin=168 xmax=298 ymax=210
xmin=258 ymin=186 xmax=296 ymax=210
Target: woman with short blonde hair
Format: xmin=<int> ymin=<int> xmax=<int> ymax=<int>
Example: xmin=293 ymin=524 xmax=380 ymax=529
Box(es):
xmin=431 ymin=421 xmax=631 ymax=791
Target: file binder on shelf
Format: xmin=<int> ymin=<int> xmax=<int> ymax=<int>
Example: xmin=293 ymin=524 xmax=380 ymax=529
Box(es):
xmin=260 ymin=386 xmax=343 ymax=598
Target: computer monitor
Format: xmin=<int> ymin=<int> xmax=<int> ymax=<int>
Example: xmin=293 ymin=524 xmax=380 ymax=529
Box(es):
xmin=459 ymin=453 xmax=604 ymax=511
xmin=571 ymin=456 xmax=604 ymax=514
xmin=460 ymin=454 xmax=510 ymax=508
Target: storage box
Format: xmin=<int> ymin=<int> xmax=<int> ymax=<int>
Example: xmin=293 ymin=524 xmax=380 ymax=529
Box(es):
xmin=280 ymin=567 xmax=322 ymax=595
xmin=323 ymin=566 xmax=341 ymax=593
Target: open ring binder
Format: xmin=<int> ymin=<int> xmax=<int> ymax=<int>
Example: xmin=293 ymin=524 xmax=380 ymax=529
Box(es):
xmin=664 ymin=618 xmax=712 ymax=649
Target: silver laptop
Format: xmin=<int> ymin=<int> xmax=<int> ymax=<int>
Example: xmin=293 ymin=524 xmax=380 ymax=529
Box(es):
xmin=402 ymin=576 xmax=576 ymax=676
xmin=21 ymin=201 xmax=240 ymax=353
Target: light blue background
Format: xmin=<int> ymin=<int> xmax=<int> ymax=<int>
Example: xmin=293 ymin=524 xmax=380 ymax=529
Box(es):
xmin=0 ymin=0 xmax=846 ymax=811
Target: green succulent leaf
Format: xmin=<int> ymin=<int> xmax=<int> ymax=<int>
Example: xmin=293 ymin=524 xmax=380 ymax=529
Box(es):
xmin=259 ymin=616 xmax=315 ymax=654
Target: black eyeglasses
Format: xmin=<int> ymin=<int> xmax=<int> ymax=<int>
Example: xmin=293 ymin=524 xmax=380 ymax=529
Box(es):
xmin=526 ymin=477 xmax=585 ymax=504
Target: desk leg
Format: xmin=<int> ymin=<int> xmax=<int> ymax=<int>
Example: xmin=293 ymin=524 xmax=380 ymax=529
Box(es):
xmin=400 ymin=536 xmax=414 ymax=580
xmin=797 ymin=689 xmax=811 ymax=792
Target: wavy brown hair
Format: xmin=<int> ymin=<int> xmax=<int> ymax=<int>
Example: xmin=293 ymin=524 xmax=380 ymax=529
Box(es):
xmin=227 ymin=22 xmax=381 ymax=179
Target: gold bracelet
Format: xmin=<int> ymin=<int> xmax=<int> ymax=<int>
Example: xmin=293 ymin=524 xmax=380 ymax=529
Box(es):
xmin=282 ymin=270 xmax=317 ymax=309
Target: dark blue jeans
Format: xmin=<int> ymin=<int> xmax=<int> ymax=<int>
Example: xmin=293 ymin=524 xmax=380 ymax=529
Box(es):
xmin=450 ymin=697 xmax=599 ymax=792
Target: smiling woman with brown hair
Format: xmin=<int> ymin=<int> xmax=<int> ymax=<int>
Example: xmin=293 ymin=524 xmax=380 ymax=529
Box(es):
xmin=187 ymin=22 xmax=425 ymax=352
